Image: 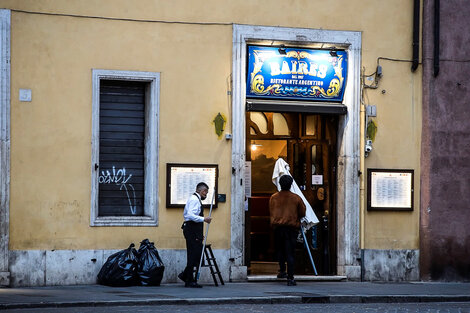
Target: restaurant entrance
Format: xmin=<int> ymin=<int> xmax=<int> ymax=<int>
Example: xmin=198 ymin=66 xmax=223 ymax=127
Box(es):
xmin=245 ymin=111 xmax=338 ymax=276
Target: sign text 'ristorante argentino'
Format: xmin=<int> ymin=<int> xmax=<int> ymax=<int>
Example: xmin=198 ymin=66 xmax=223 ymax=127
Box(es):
xmin=246 ymin=46 xmax=348 ymax=102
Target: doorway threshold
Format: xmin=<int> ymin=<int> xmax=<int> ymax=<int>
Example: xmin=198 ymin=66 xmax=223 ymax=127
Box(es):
xmin=247 ymin=275 xmax=347 ymax=282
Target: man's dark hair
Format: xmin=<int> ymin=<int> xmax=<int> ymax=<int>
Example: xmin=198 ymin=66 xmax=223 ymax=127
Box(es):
xmin=279 ymin=175 xmax=293 ymax=191
xmin=196 ymin=182 xmax=209 ymax=192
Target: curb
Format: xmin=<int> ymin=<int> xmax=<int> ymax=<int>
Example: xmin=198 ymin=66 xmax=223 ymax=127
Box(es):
xmin=1 ymin=295 xmax=470 ymax=310
xmin=305 ymin=295 xmax=470 ymax=304
xmin=247 ymin=275 xmax=347 ymax=282
xmin=0 ymin=296 xmax=302 ymax=310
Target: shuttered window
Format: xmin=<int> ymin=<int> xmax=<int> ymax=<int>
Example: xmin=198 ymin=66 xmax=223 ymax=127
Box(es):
xmin=91 ymin=70 xmax=160 ymax=227
xmin=98 ymin=80 xmax=145 ymax=216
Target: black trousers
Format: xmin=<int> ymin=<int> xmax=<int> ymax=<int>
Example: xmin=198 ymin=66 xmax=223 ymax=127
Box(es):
xmin=274 ymin=225 xmax=298 ymax=279
xmin=182 ymin=221 xmax=203 ymax=282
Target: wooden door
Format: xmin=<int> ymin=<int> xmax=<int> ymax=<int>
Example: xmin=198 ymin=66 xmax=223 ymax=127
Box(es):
xmin=245 ymin=112 xmax=337 ymax=275
xmin=287 ymin=116 xmax=337 ymax=275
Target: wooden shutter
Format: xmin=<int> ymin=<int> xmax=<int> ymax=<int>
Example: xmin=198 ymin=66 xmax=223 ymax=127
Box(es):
xmin=98 ymin=80 xmax=145 ymax=216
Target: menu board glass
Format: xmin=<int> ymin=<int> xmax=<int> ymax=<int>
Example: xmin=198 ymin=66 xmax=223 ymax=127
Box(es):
xmin=166 ymin=164 xmax=218 ymax=208
xmin=367 ymin=169 xmax=414 ymax=211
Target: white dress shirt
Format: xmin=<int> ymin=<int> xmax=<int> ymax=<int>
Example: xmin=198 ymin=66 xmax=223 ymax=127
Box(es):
xmin=183 ymin=193 xmax=204 ymax=223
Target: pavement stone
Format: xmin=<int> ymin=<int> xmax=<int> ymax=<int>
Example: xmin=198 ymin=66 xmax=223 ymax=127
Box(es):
xmin=5 ymin=303 xmax=470 ymax=313
xmin=0 ymin=281 xmax=469 ymax=310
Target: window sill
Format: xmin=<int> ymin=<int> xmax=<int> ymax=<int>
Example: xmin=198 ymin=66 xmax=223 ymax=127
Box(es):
xmin=91 ymin=216 xmax=158 ymax=227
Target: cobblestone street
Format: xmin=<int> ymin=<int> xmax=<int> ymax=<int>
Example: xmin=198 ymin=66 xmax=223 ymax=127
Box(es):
xmin=4 ymin=302 xmax=470 ymax=313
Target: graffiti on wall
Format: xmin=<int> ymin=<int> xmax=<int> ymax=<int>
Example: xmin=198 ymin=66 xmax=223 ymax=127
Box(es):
xmin=99 ymin=166 xmax=137 ymax=215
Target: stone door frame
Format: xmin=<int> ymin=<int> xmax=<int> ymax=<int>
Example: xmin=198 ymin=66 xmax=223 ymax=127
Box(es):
xmin=230 ymin=24 xmax=362 ymax=278
xmin=0 ymin=9 xmax=11 ymax=286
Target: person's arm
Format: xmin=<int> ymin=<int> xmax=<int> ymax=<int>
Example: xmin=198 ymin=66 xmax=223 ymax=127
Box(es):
xmin=298 ymin=196 xmax=306 ymax=219
xmin=269 ymin=195 xmax=275 ymax=225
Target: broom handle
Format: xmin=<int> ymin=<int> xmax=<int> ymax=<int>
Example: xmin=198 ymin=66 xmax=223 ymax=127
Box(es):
xmin=196 ymin=189 xmax=215 ymax=281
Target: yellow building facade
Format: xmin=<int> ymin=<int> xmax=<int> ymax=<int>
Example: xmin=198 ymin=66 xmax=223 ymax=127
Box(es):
xmin=0 ymin=0 xmax=421 ymax=286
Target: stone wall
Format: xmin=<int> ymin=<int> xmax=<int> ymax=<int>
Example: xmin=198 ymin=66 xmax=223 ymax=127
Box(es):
xmin=8 ymin=248 xmax=238 ymax=287
xmin=421 ymin=0 xmax=470 ymax=281
xmin=362 ymin=249 xmax=419 ymax=281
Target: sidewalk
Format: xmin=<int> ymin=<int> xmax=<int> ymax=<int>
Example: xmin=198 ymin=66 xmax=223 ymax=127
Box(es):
xmin=1 ymin=281 xmax=470 ymax=310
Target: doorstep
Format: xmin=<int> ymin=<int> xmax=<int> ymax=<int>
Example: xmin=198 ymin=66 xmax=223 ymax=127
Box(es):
xmin=247 ymin=275 xmax=347 ymax=282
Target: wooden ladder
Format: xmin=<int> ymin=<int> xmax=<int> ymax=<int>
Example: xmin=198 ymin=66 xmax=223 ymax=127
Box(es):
xmin=201 ymin=244 xmax=224 ymax=286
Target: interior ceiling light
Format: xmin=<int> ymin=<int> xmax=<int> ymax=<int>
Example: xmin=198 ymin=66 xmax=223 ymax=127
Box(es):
xmin=251 ymin=142 xmax=263 ymax=151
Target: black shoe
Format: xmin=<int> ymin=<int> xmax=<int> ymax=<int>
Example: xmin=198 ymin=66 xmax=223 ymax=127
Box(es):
xmin=277 ymin=272 xmax=287 ymax=279
xmin=287 ymin=279 xmax=297 ymax=286
xmin=185 ymin=281 xmax=203 ymax=288
xmin=178 ymin=272 xmax=187 ymax=283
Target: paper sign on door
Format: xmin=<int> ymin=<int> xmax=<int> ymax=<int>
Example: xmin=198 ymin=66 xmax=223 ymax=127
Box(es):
xmin=312 ymin=175 xmax=323 ymax=185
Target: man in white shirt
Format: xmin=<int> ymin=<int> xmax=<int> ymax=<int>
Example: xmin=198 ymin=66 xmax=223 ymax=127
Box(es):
xmin=178 ymin=182 xmax=212 ymax=288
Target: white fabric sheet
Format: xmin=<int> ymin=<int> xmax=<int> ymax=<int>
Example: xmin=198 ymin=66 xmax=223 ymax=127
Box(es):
xmin=272 ymin=158 xmax=319 ymax=229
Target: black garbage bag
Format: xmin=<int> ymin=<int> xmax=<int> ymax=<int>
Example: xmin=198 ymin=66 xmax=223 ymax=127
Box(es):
xmin=137 ymin=239 xmax=165 ymax=286
xmin=97 ymin=243 xmax=139 ymax=286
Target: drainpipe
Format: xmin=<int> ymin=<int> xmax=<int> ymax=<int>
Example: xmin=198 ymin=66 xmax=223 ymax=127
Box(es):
xmin=411 ymin=0 xmax=420 ymax=72
xmin=359 ymin=101 xmax=366 ymax=281
xmin=433 ymin=0 xmax=440 ymax=77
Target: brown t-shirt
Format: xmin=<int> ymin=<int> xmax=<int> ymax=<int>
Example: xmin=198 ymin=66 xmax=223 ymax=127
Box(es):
xmin=269 ymin=190 xmax=306 ymax=228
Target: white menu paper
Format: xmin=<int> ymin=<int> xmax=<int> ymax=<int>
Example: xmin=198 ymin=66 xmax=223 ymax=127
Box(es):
xmin=170 ymin=166 xmax=217 ymax=205
xmin=371 ymin=171 xmax=412 ymax=208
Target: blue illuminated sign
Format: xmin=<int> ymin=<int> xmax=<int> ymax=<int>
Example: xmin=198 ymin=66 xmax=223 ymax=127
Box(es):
xmin=246 ymin=46 xmax=348 ymax=102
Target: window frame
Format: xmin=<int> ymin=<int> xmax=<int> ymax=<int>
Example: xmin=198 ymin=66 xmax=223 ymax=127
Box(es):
xmin=91 ymin=69 xmax=160 ymax=226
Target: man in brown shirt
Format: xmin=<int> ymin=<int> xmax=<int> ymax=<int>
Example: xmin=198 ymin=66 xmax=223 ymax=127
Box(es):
xmin=269 ymin=175 xmax=306 ymax=286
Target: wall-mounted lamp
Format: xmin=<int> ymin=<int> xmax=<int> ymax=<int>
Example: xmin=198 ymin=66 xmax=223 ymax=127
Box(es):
xmin=363 ymin=62 xmax=383 ymax=89
xmin=376 ymin=64 xmax=383 ymax=78
xmin=278 ymin=45 xmax=287 ymax=55
xmin=329 ymin=49 xmax=338 ymax=57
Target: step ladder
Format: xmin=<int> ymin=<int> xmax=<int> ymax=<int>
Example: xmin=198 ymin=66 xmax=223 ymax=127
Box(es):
xmin=198 ymin=244 xmax=224 ymax=286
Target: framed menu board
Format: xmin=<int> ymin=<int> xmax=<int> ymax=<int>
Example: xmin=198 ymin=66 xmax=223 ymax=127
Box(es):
xmin=367 ymin=169 xmax=414 ymax=211
xmin=166 ymin=163 xmax=218 ymax=208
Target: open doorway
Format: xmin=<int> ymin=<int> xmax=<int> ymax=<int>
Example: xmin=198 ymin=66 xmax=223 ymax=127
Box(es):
xmin=245 ymin=111 xmax=338 ymax=276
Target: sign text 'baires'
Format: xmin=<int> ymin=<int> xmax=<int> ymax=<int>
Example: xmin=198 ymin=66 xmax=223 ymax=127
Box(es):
xmin=246 ymin=46 xmax=348 ymax=102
